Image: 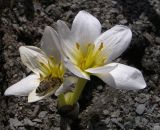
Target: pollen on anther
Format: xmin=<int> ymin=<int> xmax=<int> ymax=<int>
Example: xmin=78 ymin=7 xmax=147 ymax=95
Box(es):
xmin=99 ymin=42 xmax=104 ymax=50
xmin=76 ymin=42 xmax=80 ymax=50
xmin=87 ymin=43 xmax=92 ymax=47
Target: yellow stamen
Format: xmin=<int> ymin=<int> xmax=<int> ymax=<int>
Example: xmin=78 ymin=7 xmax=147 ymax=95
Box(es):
xmin=39 ymin=57 xmax=64 ymax=80
xmin=73 ymin=42 xmax=108 ymax=70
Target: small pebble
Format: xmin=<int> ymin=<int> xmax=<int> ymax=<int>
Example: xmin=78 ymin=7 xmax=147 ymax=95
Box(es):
xmin=38 ymin=111 xmax=48 ymax=118
xmin=119 ymin=19 xmax=128 ymax=24
xmin=154 ymin=125 xmax=160 ymax=130
xmin=155 ymin=37 xmax=160 ymax=44
xmin=136 ymin=104 xmax=146 ymax=115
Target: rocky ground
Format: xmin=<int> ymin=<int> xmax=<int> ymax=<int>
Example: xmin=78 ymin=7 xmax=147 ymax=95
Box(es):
xmin=0 ymin=0 xmax=160 ymax=129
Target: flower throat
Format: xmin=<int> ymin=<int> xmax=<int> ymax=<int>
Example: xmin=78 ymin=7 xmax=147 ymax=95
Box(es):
xmin=74 ymin=42 xmax=108 ymax=70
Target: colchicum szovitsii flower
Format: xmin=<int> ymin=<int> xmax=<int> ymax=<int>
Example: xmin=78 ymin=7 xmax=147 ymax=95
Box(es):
xmin=57 ymin=11 xmax=146 ymax=103
xmin=5 ymin=26 xmax=77 ymax=103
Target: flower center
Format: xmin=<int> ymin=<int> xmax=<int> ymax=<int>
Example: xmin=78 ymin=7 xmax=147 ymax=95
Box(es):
xmin=36 ymin=57 xmax=65 ymax=95
xmin=74 ymin=42 xmax=108 ymax=70
xmin=39 ymin=56 xmax=65 ymax=79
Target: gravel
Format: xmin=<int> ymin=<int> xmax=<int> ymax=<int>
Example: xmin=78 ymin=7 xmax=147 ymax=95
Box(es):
xmin=9 ymin=118 xmax=23 ymax=129
xmin=0 ymin=0 xmax=160 ymax=129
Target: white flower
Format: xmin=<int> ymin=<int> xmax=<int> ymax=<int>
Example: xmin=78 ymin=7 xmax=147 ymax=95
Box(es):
xmin=5 ymin=26 xmax=77 ymax=102
xmin=57 ymin=11 xmax=146 ymax=90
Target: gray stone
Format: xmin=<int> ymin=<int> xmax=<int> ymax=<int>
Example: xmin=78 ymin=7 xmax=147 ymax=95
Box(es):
xmin=155 ymin=37 xmax=160 ymax=44
xmin=154 ymin=125 xmax=160 ymax=130
xmin=117 ymin=14 xmax=124 ymax=20
xmin=45 ymin=4 xmax=55 ymax=14
xmin=124 ymin=122 xmax=133 ymax=129
xmin=103 ymin=110 xmax=109 ymax=116
xmin=111 ymin=118 xmax=124 ymax=129
xmin=135 ymin=116 xmax=141 ymax=126
xmin=135 ymin=21 xmax=143 ymax=25
xmin=18 ymin=127 xmax=26 ymax=130
xmin=141 ymin=118 xmax=148 ymax=126
xmin=103 ymin=118 xmax=110 ymax=125
xmin=135 ymin=95 xmax=149 ymax=104
xmin=64 ymin=10 xmax=73 ymax=20
xmin=119 ymin=19 xmax=128 ymax=24
xmin=52 ymin=127 xmax=60 ymax=130
xmin=111 ymin=111 xmax=120 ymax=117
xmin=143 ymin=33 xmax=153 ymax=44
xmin=136 ymin=104 xmax=146 ymax=115
xmin=38 ymin=111 xmax=48 ymax=118
xmin=9 ymin=118 xmax=23 ymax=128
xmin=97 ymin=85 xmax=103 ymax=91
xmin=150 ymin=104 xmax=158 ymax=113
xmin=153 ymin=95 xmax=160 ymax=102
xmin=110 ymin=8 xmax=119 ymax=14
xmin=23 ymin=118 xmax=35 ymax=126
xmin=32 ymin=119 xmax=42 ymax=123
xmin=18 ymin=16 xmax=27 ymax=23
xmin=32 ymin=105 xmax=40 ymax=117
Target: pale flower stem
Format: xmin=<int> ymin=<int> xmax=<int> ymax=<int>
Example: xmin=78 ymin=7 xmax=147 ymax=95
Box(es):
xmin=71 ymin=78 xmax=87 ymax=105
xmin=58 ymin=94 xmax=66 ymax=107
xmin=58 ymin=78 xmax=87 ymax=129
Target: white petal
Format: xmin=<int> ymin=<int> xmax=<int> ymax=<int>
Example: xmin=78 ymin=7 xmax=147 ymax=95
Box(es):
xmin=28 ymin=84 xmax=61 ymax=103
xmin=41 ymin=26 xmax=61 ymax=61
xmin=55 ymin=76 xmax=78 ymax=96
xmin=95 ymin=25 xmax=132 ymax=62
xmin=19 ymin=46 xmax=48 ymax=75
xmin=64 ymin=58 xmax=90 ymax=80
xmin=57 ymin=20 xmax=76 ymax=60
xmin=5 ymin=74 xmax=40 ymax=96
xmin=93 ymin=63 xmax=146 ymax=90
xmin=85 ymin=63 xmax=118 ymax=74
xmin=71 ymin=10 xmax=101 ymax=45
xmin=57 ymin=20 xmax=73 ymax=45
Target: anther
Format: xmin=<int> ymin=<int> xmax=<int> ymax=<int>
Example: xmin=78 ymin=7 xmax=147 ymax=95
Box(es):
xmin=76 ymin=42 xmax=80 ymax=50
xmin=99 ymin=42 xmax=104 ymax=50
xmin=87 ymin=43 xmax=92 ymax=47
